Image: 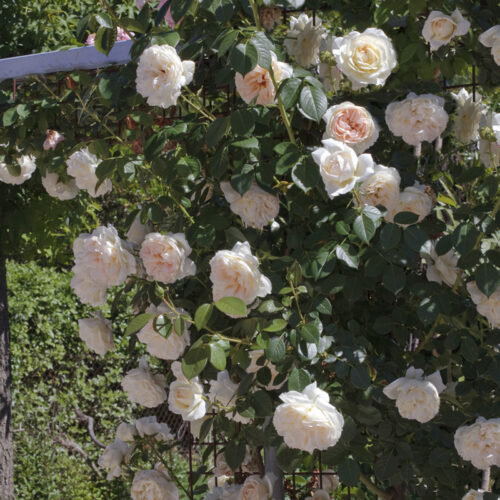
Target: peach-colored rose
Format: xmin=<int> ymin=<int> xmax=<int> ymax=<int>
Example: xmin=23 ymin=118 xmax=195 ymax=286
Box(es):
xmin=235 ymin=53 xmax=292 ymax=106
xmin=43 ymin=129 xmax=65 ymax=151
xmin=323 ymin=102 xmax=379 ymax=153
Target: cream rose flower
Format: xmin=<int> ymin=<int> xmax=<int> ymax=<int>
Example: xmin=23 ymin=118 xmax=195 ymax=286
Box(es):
xmin=126 ymin=214 xmax=152 ymax=246
xmin=140 ymin=232 xmax=196 ymax=284
xmin=479 ymin=111 xmax=500 ymax=168
xmin=455 ymin=417 xmax=500 ymax=470
xmin=42 ymin=172 xmax=79 ymax=200
xmin=98 ymin=438 xmax=129 ymax=480
xmin=383 ymin=367 xmax=445 ymax=423
xmin=220 ymin=182 xmax=280 ymax=230
xmin=121 ymin=357 xmax=167 ymax=408
xmin=385 ymin=93 xmax=448 ymax=153
xmin=135 ymin=416 xmax=173 ymax=441
xmin=246 ymin=349 xmax=284 ymax=391
xmin=131 ymin=465 xmax=179 ymax=500
xmin=420 ymin=240 xmax=459 ymax=287
xmin=137 ymin=303 xmax=191 ymax=360
xmin=136 ymin=45 xmax=194 ymax=108
xmin=205 ymin=483 xmax=242 ymax=500
xmin=479 ymin=26 xmax=500 ymax=66
xmin=43 ymin=129 xmax=65 ymax=151
xmin=273 ymin=382 xmax=344 ymax=453
xmin=359 ymin=164 xmax=401 ymax=215
xmin=213 ymin=448 xmax=254 ymax=477
xmin=66 ymin=148 xmax=112 ymax=197
xmin=331 ymin=28 xmax=397 ymax=90
xmin=70 ymin=272 xmax=107 ymax=307
xmin=312 ymin=139 xmax=375 ymax=199
xmin=389 ymin=182 xmax=434 ymax=225
xmin=284 ymin=13 xmax=325 ymax=67
xmin=72 ymin=225 xmax=137 ymax=289
xmin=260 ymin=6 xmax=281 ymax=31
xmin=209 ymin=241 xmax=272 ymax=308
xmin=422 ymin=9 xmax=470 ymax=51
xmin=78 ymin=314 xmax=114 ymax=356
xmin=322 ymin=102 xmax=379 ymax=153
xmin=168 ymin=361 xmax=207 ymax=421
xmin=467 ymin=281 xmax=500 ymax=329
xmin=462 ymin=490 xmax=485 ymax=500
xmin=238 ymin=475 xmax=273 ymax=500
xmin=0 ymin=155 xmax=36 ymax=185
xmin=116 ymin=422 xmax=137 ymax=442
xmin=209 ymin=370 xmax=249 ymax=424
xmin=235 ymin=53 xmax=292 ymax=106
xmin=321 ymin=472 xmax=339 ymax=493
xmin=451 ymin=89 xmax=485 ymax=143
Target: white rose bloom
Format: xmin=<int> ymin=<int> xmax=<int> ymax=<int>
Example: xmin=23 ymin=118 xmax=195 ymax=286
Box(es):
xmin=137 ymin=303 xmax=190 ymax=360
xmin=455 ymin=417 xmax=500 ymax=470
xmin=318 ymin=35 xmax=343 ymax=93
xmin=389 ymin=182 xmax=434 ymax=225
xmin=246 ymin=349 xmax=284 ymax=391
xmin=479 ymin=111 xmax=500 ymax=167
xmin=78 ymin=314 xmax=114 ymax=356
xmin=98 ymin=438 xmax=129 ymax=480
xmin=383 ymin=366 xmax=445 ymax=423
xmin=208 ymin=475 xmax=231 ymax=490
xmin=209 ymin=370 xmax=249 ymax=424
xmin=127 ymin=214 xmax=153 ymax=246
xmin=273 ymin=382 xmax=344 ymax=453
xmin=136 ymin=45 xmax=194 ymax=108
xmin=235 ymin=53 xmax=292 ymax=106
xmin=420 ymin=240 xmax=459 ymax=287
xmin=168 ymin=361 xmax=207 ymax=421
xmin=220 ymin=182 xmax=280 ymax=230
xmin=359 ymin=164 xmax=401 ymax=215
xmin=0 ymin=155 xmax=36 ymax=185
xmin=213 ymin=448 xmax=254 ymax=477
xmin=479 ymin=26 xmax=500 ymax=65
xmin=467 ymin=281 xmax=500 ymax=329
xmin=422 ymin=9 xmax=470 ymax=51
xmin=331 ymin=28 xmax=397 ymax=90
xmin=70 ymin=272 xmax=107 ymax=306
xmin=312 ymin=139 xmax=375 ymax=199
xmin=385 ymin=93 xmax=448 ymax=151
xmin=284 ymin=13 xmax=325 ymax=67
xmin=41 ymin=172 xmax=79 ymax=200
xmin=451 ymin=88 xmax=485 ymax=143
xmin=321 ymin=471 xmax=339 ymax=493
xmin=140 ymin=232 xmax=196 ymax=284
xmin=305 ymin=489 xmax=331 ymax=500
xmin=209 ymin=241 xmax=272 ymax=309
xmin=205 ymin=483 xmax=242 ymax=500
xmin=238 ymin=475 xmax=273 ymax=500
xmin=322 ymin=102 xmax=379 ymax=154
xmin=131 ymin=465 xmax=179 ymax=500
xmin=72 ymin=225 xmax=137 ymax=289
xmin=121 ymin=356 xmax=167 ymax=408
xmin=66 ymin=148 xmax=112 ymax=197
xmin=43 ymin=129 xmax=65 ymax=151
xmin=135 ymin=416 xmax=173 ymax=442
xmin=116 ymin=422 xmax=137 ymax=442
xmin=462 ymin=490 xmax=485 ymax=500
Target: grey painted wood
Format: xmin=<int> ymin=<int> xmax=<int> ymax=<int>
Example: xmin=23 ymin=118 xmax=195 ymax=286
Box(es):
xmin=0 ymin=40 xmax=133 ymax=81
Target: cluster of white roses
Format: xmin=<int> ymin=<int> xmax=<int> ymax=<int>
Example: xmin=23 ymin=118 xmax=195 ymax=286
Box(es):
xmin=0 ymin=154 xmax=37 ymax=185
xmin=466 ymin=282 xmax=500 ymax=330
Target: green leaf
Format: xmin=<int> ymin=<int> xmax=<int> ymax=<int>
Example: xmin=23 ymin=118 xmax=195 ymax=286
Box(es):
xmin=170 ymin=0 xmax=192 ymax=22
xmin=206 ymin=117 xmax=230 ymax=147
xmin=152 ymin=30 xmax=180 ymax=47
xmin=224 ymin=440 xmax=247 ymax=470
xmin=125 ymin=313 xmax=155 ymax=335
xmin=98 ymin=76 xmax=120 ymax=100
xmin=173 ymin=317 xmax=185 ymax=336
xmin=252 ymin=390 xmax=273 ymax=416
xmin=94 ymin=26 xmax=116 ymax=56
xmin=350 ymin=365 xmax=371 ymax=389
xmin=476 ymin=263 xmax=500 ymax=298
xmin=453 ymin=223 xmax=480 ymax=255
xmin=181 ymin=346 xmax=208 ymax=379
xmin=130 ymin=35 xmax=152 ymax=60
xmin=232 ymin=137 xmax=259 ymax=149
xmin=230 ymin=109 xmax=255 ymax=136
xmin=209 ymin=343 xmax=227 ymax=370
xmin=336 ymin=244 xmax=359 ymax=269
xmin=194 ymin=303 xmax=213 ymax=330
xmin=374 ymin=454 xmax=399 ymax=481
xmin=250 ymin=32 xmax=273 ymax=69
xmin=353 ymin=213 xmax=376 ymax=243
xmin=393 ymin=211 xmax=419 ymax=225
xmin=154 ymin=314 xmax=173 ymax=338
xmin=314 ymin=297 xmax=332 ymax=315
xmin=2 ymin=107 xmax=18 ymax=126
xmin=338 ymin=458 xmax=360 ymax=486
xmin=120 ymin=17 xmax=147 ymax=34
xmin=298 ymin=320 xmax=320 ymax=345
xmin=214 ymin=297 xmax=247 ymax=317
xmin=230 ymin=163 xmax=254 ymax=195
xmin=299 ymin=84 xmax=327 ymax=122
xmin=144 ymin=130 xmax=168 ymax=161
xmin=383 ymin=265 xmax=406 ymax=294
xmin=288 ymin=368 xmax=311 ymax=391
xmin=263 ymin=318 xmax=287 ymax=332
xmin=403 ymin=226 xmax=428 ymax=253
xmin=291 ymin=159 xmax=320 ymax=192
xmin=278 ymin=78 xmax=302 ymax=110
xmin=230 ymin=43 xmax=258 ymax=76
xmin=213 ymin=29 xmax=239 ymax=58
xmin=265 ymin=337 xmax=285 ymax=362
xmin=418 ymin=296 xmax=440 ymax=325
xmin=380 ymin=223 xmax=401 ymax=250
xmin=95 ymin=13 xmax=113 ymax=29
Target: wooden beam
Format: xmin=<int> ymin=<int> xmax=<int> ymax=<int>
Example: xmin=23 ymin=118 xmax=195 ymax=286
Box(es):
xmin=0 ymin=41 xmax=133 ymax=81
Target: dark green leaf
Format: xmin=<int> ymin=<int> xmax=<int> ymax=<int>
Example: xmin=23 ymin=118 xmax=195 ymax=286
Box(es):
xmin=181 ymin=346 xmax=209 ymax=379
xmin=279 ymin=78 xmax=302 ymax=110
xmin=125 ymin=313 xmax=155 ymax=335
xmin=214 ymin=297 xmax=247 ymax=317
xmin=230 ymin=43 xmax=258 ymax=76
xmin=265 ymin=337 xmax=285 ymax=362
xmin=299 ymin=85 xmax=327 ymax=122
xmin=338 ymin=458 xmax=360 ymax=486
xmin=383 ymin=265 xmax=406 ymax=294
xmin=380 ymin=223 xmax=401 ymax=250
xmin=230 ymin=109 xmax=255 ymax=136
xmin=194 ymin=303 xmax=213 ymax=330
xmin=353 ymin=213 xmax=376 ymax=243
xmin=224 ymin=440 xmax=247 ymax=471
xmin=206 ymin=117 xmax=230 ymax=147
xmin=94 ymin=26 xmax=116 ymax=56
xmin=209 ymin=343 xmax=226 ymax=370
xmin=288 ymin=367 xmax=311 ymax=391
xmin=476 ymin=263 xmax=500 ymax=297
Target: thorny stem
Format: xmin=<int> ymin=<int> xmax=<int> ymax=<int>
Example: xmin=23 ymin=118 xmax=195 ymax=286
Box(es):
xmin=288 ymin=279 xmax=305 ymax=324
xmin=165 ymin=185 xmax=195 ymax=224
xmin=269 ymin=66 xmax=297 ymax=145
xmin=100 ymin=0 xmax=135 ymax=40
xmin=415 ymin=314 xmax=443 ymax=353
xmin=248 ymin=0 xmax=262 ymax=31
xmin=183 ymin=87 xmax=216 ymax=120
xmin=359 ymin=473 xmax=392 ymax=500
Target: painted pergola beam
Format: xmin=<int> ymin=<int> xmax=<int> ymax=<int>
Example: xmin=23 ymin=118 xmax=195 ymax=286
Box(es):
xmin=0 ymin=40 xmax=133 ymax=82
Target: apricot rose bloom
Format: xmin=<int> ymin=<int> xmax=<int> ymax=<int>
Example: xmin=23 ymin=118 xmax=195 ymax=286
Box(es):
xmin=422 ymin=9 xmax=470 ymax=51
xmin=273 ymin=382 xmax=344 ymax=453
xmin=43 ymin=129 xmax=65 ymax=151
xmin=331 ymin=28 xmax=397 ymax=90
xmin=322 ymin=102 xmax=379 ymax=153
xmin=389 ymin=182 xmax=434 ymax=225
xmin=359 ymin=164 xmax=401 ymax=215
xmin=235 ymin=53 xmax=292 ymax=106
